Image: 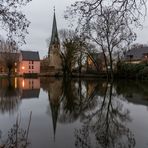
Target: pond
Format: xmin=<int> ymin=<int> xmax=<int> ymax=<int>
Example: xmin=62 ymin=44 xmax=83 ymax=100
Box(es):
xmin=0 ymin=77 xmax=148 ymax=148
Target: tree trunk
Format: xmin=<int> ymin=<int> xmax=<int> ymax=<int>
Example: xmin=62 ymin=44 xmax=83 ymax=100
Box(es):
xmin=102 ymin=51 xmax=109 ymax=79
xmin=8 ymin=67 xmax=12 ymax=77
xmin=79 ymin=52 xmax=82 ymax=76
xmin=108 ymin=50 xmax=113 ymax=79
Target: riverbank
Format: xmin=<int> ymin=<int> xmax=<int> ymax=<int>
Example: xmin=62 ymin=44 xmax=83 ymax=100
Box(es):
xmin=0 ymin=67 xmax=148 ymax=80
xmin=39 ymin=72 xmax=107 ymax=78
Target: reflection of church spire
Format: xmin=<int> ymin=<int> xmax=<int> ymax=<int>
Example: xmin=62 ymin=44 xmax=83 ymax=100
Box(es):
xmin=48 ymin=7 xmax=60 ymax=56
xmin=50 ymin=102 xmax=59 ymax=141
xmin=48 ymin=92 xmax=60 ymax=141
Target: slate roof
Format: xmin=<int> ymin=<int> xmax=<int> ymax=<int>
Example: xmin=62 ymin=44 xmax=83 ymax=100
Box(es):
xmin=21 ymin=50 xmax=40 ymax=61
xmin=125 ymin=47 xmax=148 ymax=60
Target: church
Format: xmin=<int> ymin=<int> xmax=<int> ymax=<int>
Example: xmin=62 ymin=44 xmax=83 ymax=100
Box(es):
xmin=48 ymin=9 xmax=62 ymax=74
xmin=41 ymin=9 xmax=62 ymax=75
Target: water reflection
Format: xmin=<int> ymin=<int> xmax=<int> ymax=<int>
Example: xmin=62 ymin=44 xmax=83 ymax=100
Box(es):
xmin=0 ymin=78 xmax=148 ymax=147
xmin=18 ymin=78 xmax=40 ymax=100
xmin=115 ymin=80 xmax=148 ymax=105
xmin=59 ymin=79 xmax=100 ymax=123
xmin=74 ymin=82 xmax=135 ymax=148
xmin=41 ymin=78 xmax=145 ymax=148
xmin=0 ymin=78 xmax=40 ymax=114
xmin=0 ymin=78 xmax=21 ymax=114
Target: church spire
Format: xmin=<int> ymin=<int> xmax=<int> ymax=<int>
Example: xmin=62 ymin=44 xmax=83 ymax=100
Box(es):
xmin=49 ymin=7 xmax=60 ymax=53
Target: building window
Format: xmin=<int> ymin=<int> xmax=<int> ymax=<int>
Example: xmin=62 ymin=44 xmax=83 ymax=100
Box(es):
xmin=29 ymin=65 xmax=31 ymax=69
xmin=32 ymin=61 xmax=34 ymax=64
xmin=22 ymin=66 xmax=25 ymax=70
xmin=32 ymin=66 xmax=34 ymax=69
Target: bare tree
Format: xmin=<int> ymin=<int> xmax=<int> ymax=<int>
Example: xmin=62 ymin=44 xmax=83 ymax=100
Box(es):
xmin=0 ymin=37 xmax=19 ymax=77
xmin=59 ymin=29 xmax=88 ymax=76
xmin=0 ymin=0 xmax=31 ymax=44
xmin=65 ymin=0 xmax=147 ymax=78
xmin=65 ymin=0 xmax=147 ymax=28
xmin=60 ymin=29 xmax=105 ymax=76
xmin=86 ymin=7 xmax=136 ymax=78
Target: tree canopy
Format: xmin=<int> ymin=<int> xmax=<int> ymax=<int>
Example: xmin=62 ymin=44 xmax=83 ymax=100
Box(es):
xmin=0 ymin=37 xmax=19 ymax=76
xmin=0 ymin=0 xmax=31 ymax=44
xmin=65 ymin=0 xmax=147 ymax=27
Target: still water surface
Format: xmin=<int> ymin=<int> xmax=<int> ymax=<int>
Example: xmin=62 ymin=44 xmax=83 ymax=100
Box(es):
xmin=0 ymin=77 xmax=148 ymax=148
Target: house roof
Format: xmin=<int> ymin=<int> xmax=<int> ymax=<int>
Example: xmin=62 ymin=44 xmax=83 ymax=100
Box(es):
xmin=21 ymin=50 xmax=40 ymax=61
xmin=125 ymin=46 xmax=148 ymax=60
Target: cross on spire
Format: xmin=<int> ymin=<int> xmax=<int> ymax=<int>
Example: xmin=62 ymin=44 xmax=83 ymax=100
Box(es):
xmin=54 ymin=6 xmax=55 ymax=13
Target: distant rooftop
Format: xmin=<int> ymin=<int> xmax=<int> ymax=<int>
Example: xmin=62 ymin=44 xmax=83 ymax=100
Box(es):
xmin=125 ymin=46 xmax=148 ymax=60
xmin=21 ymin=50 xmax=40 ymax=61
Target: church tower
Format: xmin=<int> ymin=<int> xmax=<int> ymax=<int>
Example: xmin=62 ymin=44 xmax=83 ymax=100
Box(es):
xmin=48 ymin=8 xmax=62 ymax=71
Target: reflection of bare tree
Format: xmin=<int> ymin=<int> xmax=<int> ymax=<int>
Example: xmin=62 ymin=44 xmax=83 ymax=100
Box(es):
xmin=42 ymin=78 xmax=100 ymax=139
xmin=0 ymin=112 xmax=32 ymax=148
xmin=58 ymin=79 xmax=81 ymax=123
xmin=58 ymin=79 xmax=100 ymax=124
xmin=42 ymin=78 xmax=135 ymax=147
xmin=74 ymin=82 xmax=135 ymax=148
xmin=0 ymin=79 xmax=21 ymax=114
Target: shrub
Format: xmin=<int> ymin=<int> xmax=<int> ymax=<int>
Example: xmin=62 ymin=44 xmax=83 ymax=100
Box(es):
xmin=116 ymin=62 xmax=147 ymax=79
xmin=137 ymin=67 xmax=148 ymax=79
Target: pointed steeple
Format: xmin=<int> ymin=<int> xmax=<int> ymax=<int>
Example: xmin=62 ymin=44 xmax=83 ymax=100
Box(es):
xmin=49 ymin=8 xmax=60 ymax=53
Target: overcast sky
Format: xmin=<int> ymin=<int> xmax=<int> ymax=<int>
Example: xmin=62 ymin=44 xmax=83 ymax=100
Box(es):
xmin=21 ymin=0 xmax=148 ymax=59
